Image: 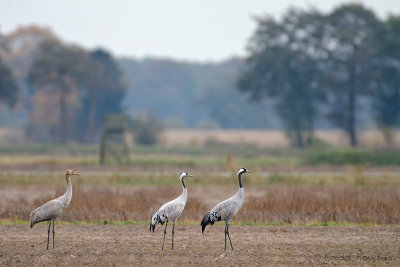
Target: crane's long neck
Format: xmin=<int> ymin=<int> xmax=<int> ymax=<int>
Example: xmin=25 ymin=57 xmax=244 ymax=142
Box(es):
xmin=64 ymin=175 xmax=73 ymax=206
xmin=181 ymin=177 xmax=186 ymax=189
xmin=180 ymin=177 xmax=187 ymax=202
xmin=238 ymin=172 xmax=243 ymax=188
xmin=235 ymin=172 xmax=244 ymax=200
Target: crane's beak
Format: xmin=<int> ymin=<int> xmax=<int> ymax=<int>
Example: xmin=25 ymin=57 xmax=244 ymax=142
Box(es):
xmin=247 ymin=170 xmax=253 ymax=173
xmin=72 ymin=172 xmax=80 ymax=176
xmin=187 ymin=174 xmax=193 ymax=177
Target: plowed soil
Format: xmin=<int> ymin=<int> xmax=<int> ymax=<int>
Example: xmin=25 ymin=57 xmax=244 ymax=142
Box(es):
xmin=0 ymin=225 xmax=398 ymax=266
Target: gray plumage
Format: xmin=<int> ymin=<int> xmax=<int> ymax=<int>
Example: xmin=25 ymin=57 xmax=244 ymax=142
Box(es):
xmin=150 ymin=171 xmax=192 ymax=250
xmin=201 ymin=168 xmax=252 ymax=250
xmin=30 ymin=169 xmax=79 ymax=249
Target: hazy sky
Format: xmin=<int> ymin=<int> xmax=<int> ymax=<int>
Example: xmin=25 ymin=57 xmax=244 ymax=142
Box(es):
xmin=1 ymin=0 xmax=399 ymax=61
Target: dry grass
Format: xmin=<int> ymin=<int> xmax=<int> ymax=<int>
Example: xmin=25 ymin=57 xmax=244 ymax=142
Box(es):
xmin=0 ymin=155 xmax=97 ymax=166
xmin=3 ymin=128 xmax=400 ymax=148
xmin=239 ymin=186 xmax=400 ymax=224
xmin=161 ymin=129 xmax=291 ymax=147
xmin=1 ymin=185 xmax=399 ymax=224
xmin=0 ymin=127 xmax=25 ymax=145
xmin=1 ymin=186 xmax=207 ymax=223
xmin=162 ymin=129 xmax=400 ymax=148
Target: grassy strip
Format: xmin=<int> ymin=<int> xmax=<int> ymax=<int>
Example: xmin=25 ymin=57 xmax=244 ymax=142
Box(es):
xmin=0 ymin=154 xmax=296 ymax=168
xmin=3 ymin=143 xmax=400 ymax=166
xmin=0 ymin=219 xmax=394 ymax=227
xmin=0 ymin=144 xmax=98 ymax=155
xmin=1 ymin=170 xmax=400 ymax=187
xmin=0 ymin=143 xmax=295 ymax=157
xmin=304 ymin=149 xmax=400 ymax=166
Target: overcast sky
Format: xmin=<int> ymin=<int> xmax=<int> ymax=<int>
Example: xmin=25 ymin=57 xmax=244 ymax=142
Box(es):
xmin=1 ymin=0 xmax=399 ymax=62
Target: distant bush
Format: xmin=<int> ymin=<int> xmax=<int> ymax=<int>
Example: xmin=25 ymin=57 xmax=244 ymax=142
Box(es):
xmin=307 ymin=136 xmax=330 ymax=149
xmin=305 ymin=149 xmax=371 ymax=165
xmin=369 ymin=151 xmax=400 ymax=165
xmin=305 ymin=149 xmax=400 ymax=165
xmin=128 ymin=113 xmax=164 ymax=145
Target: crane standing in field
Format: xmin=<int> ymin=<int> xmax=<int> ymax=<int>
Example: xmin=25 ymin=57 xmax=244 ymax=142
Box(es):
xmin=30 ymin=169 xmax=80 ymax=250
xmin=150 ymin=171 xmax=192 ymax=250
xmin=201 ymin=168 xmax=252 ymax=250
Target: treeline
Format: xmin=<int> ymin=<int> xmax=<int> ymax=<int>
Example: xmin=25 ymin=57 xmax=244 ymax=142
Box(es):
xmin=0 ymin=3 xmax=400 ymax=147
xmin=119 ymin=3 xmax=400 ymax=148
xmin=1 ymin=26 xmax=280 ymax=145
xmin=239 ymin=4 xmax=400 ymax=147
xmin=119 ymin=57 xmax=279 ymax=129
xmin=0 ymin=26 xmax=127 ymax=143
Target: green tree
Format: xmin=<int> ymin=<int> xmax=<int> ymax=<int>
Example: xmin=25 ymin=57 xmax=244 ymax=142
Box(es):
xmin=0 ymin=56 xmax=18 ymax=107
xmin=77 ymin=49 xmax=127 ymax=142
xmin=28 ymin=40 xmax=91 ymax=143
xmin=371 ymin=16 xmax=400 ymax=144
xmin=129 ymin=113 xmax=164 ymax=145
xmin=238 ymin=9 xmax=326 ymax=147
xmin=324 ymin=4 xmax=383 ymax=146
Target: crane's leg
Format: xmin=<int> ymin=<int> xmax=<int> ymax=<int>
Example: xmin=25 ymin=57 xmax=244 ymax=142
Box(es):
xmin=52 ymin=219 xmax=56 ymax=249
xmin=47 ymin=220 xmax=51 ymax=250
xmin=226 ymin=223 xmax=234 ymax=250
xmin=172 ymin=220 xmax=176 ymax=250
xmin=224 ymin=223 xmax=227 ymax=251
xmin=162 ymin=221 xmax=168 ymax=250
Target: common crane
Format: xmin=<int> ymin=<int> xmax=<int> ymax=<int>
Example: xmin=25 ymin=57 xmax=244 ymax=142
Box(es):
xmin=201 ymin=168 xmax=252 ymax=250
xmin=30 ymin=169 xmax=79 ymax=249
xmin=150 ymin=171 xmax=192 ymax=250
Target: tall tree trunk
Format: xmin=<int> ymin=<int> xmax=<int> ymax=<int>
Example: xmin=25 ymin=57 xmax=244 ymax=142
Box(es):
xmin=306 ymin=114 xmax=314 ymax=146
xmin=348 ymin=63 xmax=357 ymax=147
xmin=348 ymin=87 xmax=357 ymax=147
xmin=295 ymin=128 xmax=304 ymax=148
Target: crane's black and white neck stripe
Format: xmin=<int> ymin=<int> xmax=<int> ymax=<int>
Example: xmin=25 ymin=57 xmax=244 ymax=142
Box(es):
xmin=237 ymin=168 xmax=249 ymax=188
xmin=180 ymin=172 xmax=188 ymax=188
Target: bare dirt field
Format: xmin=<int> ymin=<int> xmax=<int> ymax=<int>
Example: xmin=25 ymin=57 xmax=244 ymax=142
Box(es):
xmin=0 ymin=225 xmax=398 ymax=266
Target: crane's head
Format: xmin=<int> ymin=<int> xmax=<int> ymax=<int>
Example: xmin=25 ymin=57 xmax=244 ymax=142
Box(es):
xmin=65 ymin=169 xmax=80 ymax=177
xmin=180 ymin=172 xmax=192 ymax=180
xmin=237 ymin=168 xmax=252 ymax=176
xmin=150 ymin=212 xmax=166 ymax=232
xmin=180 ymin=171 xmax=192 ymax=188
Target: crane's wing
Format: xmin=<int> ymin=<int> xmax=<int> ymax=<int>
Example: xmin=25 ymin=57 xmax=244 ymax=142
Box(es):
xmin=161 ymin=201 xmax=185 ymax=221
xmin=210 ymin=198 xmax=240 ymax=222
xmin=150 ymin=200 xmax=185 ymax=232
xmin=30 ymin=199 xmax=64 ymax=227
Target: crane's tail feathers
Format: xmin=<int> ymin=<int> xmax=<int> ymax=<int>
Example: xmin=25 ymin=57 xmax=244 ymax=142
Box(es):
xmin=201 ymin=211 xmax=213 ymax=234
